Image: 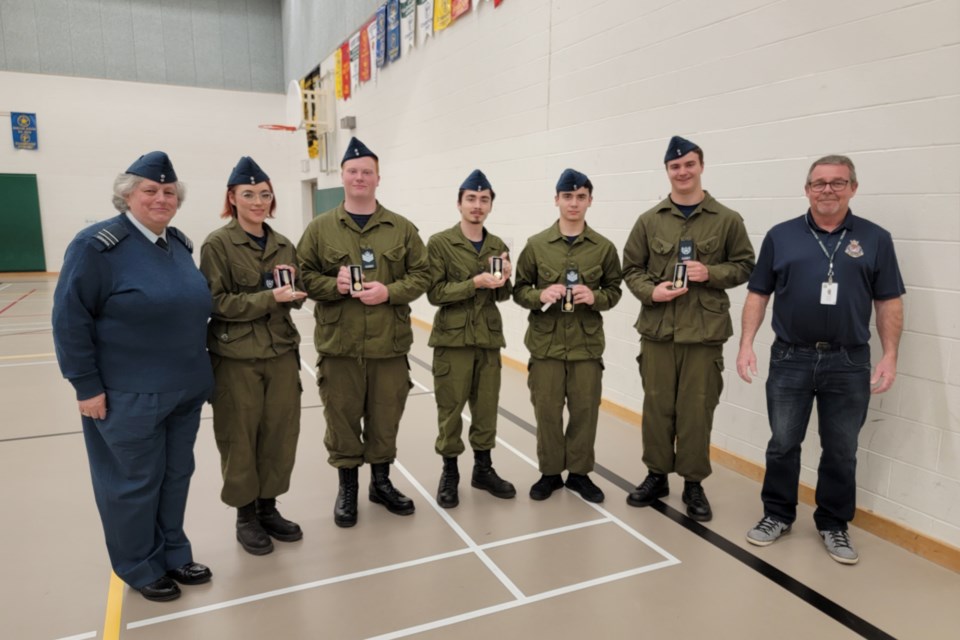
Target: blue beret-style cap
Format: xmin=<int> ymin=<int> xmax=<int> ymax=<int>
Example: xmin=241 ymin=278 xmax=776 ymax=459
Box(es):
xmin=664 ymin=135 xmax=701 ymax=163
xmin=460 ymin=169 xmax=493 ymax=193
xmin=341 ymin=137 xmax=379 ymax=166
xmin=227 ymin=156 xmax=270 ymax=186
xmin=556 ymin=168 xmax=590 ymax=192
xmin=125 ymin=151 xmax=177 ymax=183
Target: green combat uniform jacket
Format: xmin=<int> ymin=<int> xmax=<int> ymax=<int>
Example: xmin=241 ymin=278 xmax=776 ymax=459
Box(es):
xmin=297 ymin=202 xmax=430 ymax=359
xmin=199 ymin=218 xmax=304 ymax=506
xmin=427 ymin=224 xmax=512 ymax=349
xmin=513 ymin=222 xmax=623 ymax=360
xmin=426 ymin=224 xmax=513 ymax=457
xmin=201 ymin=218 xmax=303 ymax=359
xmin=622 ymin=192 xmax=755 ymax=345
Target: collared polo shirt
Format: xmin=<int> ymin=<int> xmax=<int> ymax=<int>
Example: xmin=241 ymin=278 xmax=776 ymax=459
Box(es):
xmin=748 ymin=209 xmax=905 ymax=346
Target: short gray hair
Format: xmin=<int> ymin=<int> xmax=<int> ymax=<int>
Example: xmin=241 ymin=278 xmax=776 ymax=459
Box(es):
xmin=806 ymin=155 xmax=858 ymax=186
xmin=112 ymin=174 xmax=187 ymax=212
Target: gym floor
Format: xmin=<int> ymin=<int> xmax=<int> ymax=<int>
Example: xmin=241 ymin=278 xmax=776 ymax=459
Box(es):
xmin=2 ymin=274 xmax=957 ymax=640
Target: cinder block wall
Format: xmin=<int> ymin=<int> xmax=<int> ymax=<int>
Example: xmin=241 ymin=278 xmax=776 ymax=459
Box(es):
xmin=300 ymin=0 xmax=960 ymax=547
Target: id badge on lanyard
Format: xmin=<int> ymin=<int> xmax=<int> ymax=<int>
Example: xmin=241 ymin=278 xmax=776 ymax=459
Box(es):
xmin=809 ymin=224 xmax=845 ymax=307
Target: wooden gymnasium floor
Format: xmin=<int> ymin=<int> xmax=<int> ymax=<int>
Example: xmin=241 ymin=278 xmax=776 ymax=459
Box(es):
xmin=1 ymin=274 xmax=958 ymax=640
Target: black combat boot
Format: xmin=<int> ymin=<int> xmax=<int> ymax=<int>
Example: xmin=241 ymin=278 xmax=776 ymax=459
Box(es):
xmin=256 ymin=497 xmax=303 ymax=542
xmin=471 ymin=449 xmax=516 ymax=499
xmin=369 ymin=462 xmax=415 ymax=515
xmin=626 ymin=473 xmax=669 ymax=507
xmin=334 ymin=466 xmax=359 ymax=528
xmin=682 ymin=481 xmax=713 ymax=522
xmin=436 ymin=457 xmax=460 ymax=509
xmin=237 ymin=501 xmax=273 ymax=555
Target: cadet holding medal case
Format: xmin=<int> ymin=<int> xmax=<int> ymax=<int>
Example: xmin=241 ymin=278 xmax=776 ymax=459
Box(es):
xmin=200 ymin=156 xmax=307 ymax=557
xmin=298 ymin=137 xmax=431 ymax=529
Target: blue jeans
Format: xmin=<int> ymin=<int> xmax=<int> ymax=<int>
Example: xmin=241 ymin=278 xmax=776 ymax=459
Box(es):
xmin=761 ymin=340 xmax=871 ymax=531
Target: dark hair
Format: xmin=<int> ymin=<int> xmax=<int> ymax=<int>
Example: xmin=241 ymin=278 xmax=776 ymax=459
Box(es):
xmin=556 ymin=178 xmax=594 ymax=196
xmin=457 ymin=188 xmax=496 ymax=204
xmin=221 ymin=180 xmax=278 ymax=219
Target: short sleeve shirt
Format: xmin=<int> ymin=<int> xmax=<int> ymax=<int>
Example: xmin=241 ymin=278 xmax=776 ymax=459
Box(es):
xmin=748 ymin=210 xmax=905 ymax=346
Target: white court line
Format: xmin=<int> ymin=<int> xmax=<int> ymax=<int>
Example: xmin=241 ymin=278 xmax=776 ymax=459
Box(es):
xmin=477 ymin=518 xmax=609 ymax=550
xmin=126 ymin=367 xmax=679 ymax=633
xmin=0 ymin=284 xmax=11 ymax=292
xmin=394 ymin=460 xmax=526 ymax=599
xmin=368 ymin=558 xmax=678 ymax=640
xmin=127 ymin=547 xmax=476 ymax=630
xmin=0 ymin=360 xmax=57 ymax=368
xmin=54 ymin=632 xmax=97 ymax=640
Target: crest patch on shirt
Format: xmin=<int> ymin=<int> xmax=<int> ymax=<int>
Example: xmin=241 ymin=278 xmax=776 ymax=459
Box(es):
xmin=845 ymin=239 xmax=864 ymax=258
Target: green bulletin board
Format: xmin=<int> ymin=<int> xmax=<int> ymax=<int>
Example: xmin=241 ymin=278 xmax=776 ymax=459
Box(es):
xmin=0 ymin=174 xmax=46 ymax=272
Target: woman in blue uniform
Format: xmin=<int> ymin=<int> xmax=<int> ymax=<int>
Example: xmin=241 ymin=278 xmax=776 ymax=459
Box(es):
xmin=52 ymin=151 xmax=214 ymax=602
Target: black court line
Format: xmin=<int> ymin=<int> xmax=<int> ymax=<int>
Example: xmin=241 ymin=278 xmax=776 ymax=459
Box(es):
xmin=407 ymin=353 xmax=894 ymax=640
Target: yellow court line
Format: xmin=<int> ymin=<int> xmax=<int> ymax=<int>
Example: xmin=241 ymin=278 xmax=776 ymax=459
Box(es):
xmin=103 ymin=572 xmax=124 ymax=640
xmin=0 ymin=352 xmax=55 ymax=361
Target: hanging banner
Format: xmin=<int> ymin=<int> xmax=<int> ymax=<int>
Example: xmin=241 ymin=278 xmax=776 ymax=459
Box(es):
xmin=301 ymin=68 xmax=320 ymax=159
xmin=349 ymin=31 xmax=361 ymax=94
xmin=451 ymin=0 xmax=470 ymax=21
xmin=359 ymin=20 xmax=373 ymax=83
xmin=365 ymin=19 xmax=379 ymax=82
xmin=340 ymin=42 xmax=352 ymax=99
xmin=387 ymin=0 xmax=401 ymax=63
xmin=11 ymin=113 xmax=38 ymax=150
xmin=400 ymin=0 xmax=416 ymax=53
xmin=376 ymin=5 xmax=387 ymax=68
xmin=334 ymin=48 xmax=343 ymax=99
xmin=434 ymin=0 xmax=452 ymax=32
xmin=416 ymin=0 xmax=433 ymax=46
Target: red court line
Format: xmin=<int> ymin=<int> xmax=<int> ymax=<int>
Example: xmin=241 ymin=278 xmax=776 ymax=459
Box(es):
xmin=0 ymin=289 xmax=37 ymax=316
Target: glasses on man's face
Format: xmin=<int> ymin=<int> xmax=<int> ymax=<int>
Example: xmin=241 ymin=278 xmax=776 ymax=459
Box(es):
xmin=238 ymin=191 xmax=274 ymax=203
xmin=808 ymin=179 xmax=850 ymax=193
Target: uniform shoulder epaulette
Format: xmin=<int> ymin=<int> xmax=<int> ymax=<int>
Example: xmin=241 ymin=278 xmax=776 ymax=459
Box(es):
xmin=168 ymin=227 xmax=194 ymax=253
xmin=92 ymin=222 xmax=130 ymax=252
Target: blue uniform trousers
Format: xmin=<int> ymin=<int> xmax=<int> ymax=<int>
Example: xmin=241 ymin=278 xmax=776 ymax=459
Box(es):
xmin=81 ymin=384 xmax=210 ymax=589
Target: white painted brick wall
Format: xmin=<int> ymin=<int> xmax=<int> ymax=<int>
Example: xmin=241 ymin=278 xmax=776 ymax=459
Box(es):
xmin=303 ymin=0 xmax=960 ymax=546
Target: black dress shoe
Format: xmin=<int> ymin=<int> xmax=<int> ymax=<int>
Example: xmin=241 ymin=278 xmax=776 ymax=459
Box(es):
xmin=139 ymin=576 xmax=181 ymax=602
xmin=626 ymin=473 xmax=669 ymax=507
xmin=565 ymin=473 xmax=605 ymax=503
xmin=682 ymin=481 xmax=713 ymax=522
xmin=529 ymin=474 xmax=564 ymax=501
xmin=166 ymin=562 xmax=212 ymax=586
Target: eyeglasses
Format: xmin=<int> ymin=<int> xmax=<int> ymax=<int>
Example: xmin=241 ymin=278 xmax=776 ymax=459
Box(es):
xmin=807 ymin=179 xmax=850 ymax=192
xmin=237 ymin=191 xmax=274 ymax=202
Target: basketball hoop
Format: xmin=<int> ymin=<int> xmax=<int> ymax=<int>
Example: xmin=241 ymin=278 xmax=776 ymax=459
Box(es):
xmin=259 ymin=124 xmax=299 ymax=132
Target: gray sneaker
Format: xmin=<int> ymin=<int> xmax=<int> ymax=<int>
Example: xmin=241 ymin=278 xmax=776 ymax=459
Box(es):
xmin=746 ymin=516 xmax=791 ymax=546
xmin=819 ymin=529 xmax=859 ymax=564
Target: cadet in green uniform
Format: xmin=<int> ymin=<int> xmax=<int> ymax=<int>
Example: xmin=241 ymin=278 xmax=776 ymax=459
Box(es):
xmin=513 ymin=169 xmax=623 ymax=503
xmin=622 ymin=136 xmax=755 ymax=521
xmin=200 ymin=157 xmax=308 ymax=555
xmin=427 ymin=169 xmax=516 ymax=509
xmin=298 ymin=138 xmax=431 ymax=528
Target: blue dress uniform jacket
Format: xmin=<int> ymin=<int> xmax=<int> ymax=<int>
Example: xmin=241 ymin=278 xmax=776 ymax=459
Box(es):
xmin=52 ymin=214 xmax=213 ymax=589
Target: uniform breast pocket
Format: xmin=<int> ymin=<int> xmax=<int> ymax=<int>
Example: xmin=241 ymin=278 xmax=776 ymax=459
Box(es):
xmin=536 ymin=262 xmax=560 ymax=287
xmin=695 ymin=236 xmax=721 ymax=264
xmin=582 ymin=265 xmax=604 ymax=288
xmin=649 ymin=236 xmax=676 ymax=279
xmin=232 ymin=264 xmax=262 ymax=293
xmin=322 ymin=248 xmax=350 ymax=274
xmin=383 ymin=245 xmax=407 ymax=280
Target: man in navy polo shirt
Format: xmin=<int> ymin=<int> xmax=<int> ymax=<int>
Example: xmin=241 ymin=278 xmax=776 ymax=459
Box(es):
xmin=736 ymin=155 xmax=905 ymax=565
